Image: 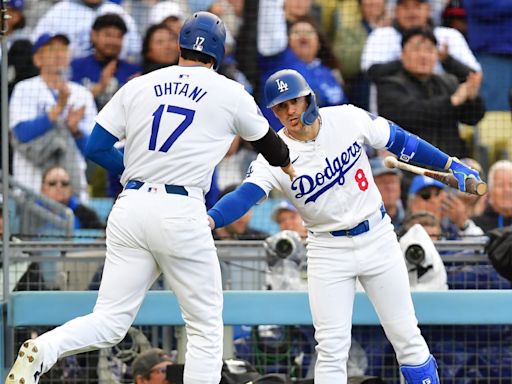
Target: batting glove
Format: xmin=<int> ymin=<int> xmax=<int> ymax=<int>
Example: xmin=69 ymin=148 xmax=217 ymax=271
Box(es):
xmin=448 ymin=157 xmax=481 ymax=192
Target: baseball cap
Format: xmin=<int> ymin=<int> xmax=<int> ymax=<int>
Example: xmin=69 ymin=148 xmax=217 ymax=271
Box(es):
xmin=7 ymin=0 xmax=24 ymax=10
xmin=32 ymin=33 xmax=70 ymax=54
xmin=132 ymin=348 xmax=173 ymax=378
xmin=272 ymin=200 xmax=298 ymax=222
xmin=443 ymin=0 xmax=466 ymax=19
xmin=370 ymin=157 xmax=402 ymax=178
xmin=150 ymin=1 xmax=184 ymax=25
xmin=408 ymin=175 xmax=445 ymax=195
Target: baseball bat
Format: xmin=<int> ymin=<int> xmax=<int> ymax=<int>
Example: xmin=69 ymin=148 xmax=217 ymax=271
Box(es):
xmin=383 ymin=156 xmax=488 ymax=196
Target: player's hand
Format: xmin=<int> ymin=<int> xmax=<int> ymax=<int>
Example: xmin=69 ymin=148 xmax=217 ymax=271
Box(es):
xmin=207 ymin=215 xmax=215 ymax=230
xmin=281 ymin=162 xmax=296 ymax=181
xmin=448 ymin=157 xmax=481 ymax=193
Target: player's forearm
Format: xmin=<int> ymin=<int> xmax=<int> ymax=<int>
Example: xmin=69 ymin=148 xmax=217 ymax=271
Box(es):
xmin=208 ymin=182 xmax=265 ymax=229
xmin=385 ymin=120 xmax=450 ymax=170
xmin=85 ymin=123 xmax=125 ymax=175
xmin=249 ymin=128 xmax=290 ymax=167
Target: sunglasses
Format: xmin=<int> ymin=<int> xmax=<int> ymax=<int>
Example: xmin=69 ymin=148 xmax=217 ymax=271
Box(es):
xmin=46 ymin=180 xmax=71 ymax=187
xmin=418 ymin=189 xmax=441 ymax=200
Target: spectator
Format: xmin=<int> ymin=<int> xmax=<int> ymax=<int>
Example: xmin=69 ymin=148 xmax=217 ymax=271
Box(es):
xmin=9 ymin=33 xmax=97 ymax=201
xmin=148 ymin=0 xmax=186 ymax=36
xmin=361 ymin=0 xmax=481 ymax=83
xmin=333 ymin=0 xmax=390 ymax=109
xmin=141 ymin=24 xmax=179 ymax=75
xmin=407 ymin=175 xmax=446 ymax=224
xmin=132 ymin=348 xmax=174 ymax=384
xmin=441 ymin=0 xmax=467 ymax=38
xmin=213 ymin=185 xmax=269 ymax=240
xmin=272 ymin=200 xmax=308 ymax=239
xmin=258 ymin=0 xmax=347 ymax=130
xmin=474 ymin=160 xmax=512 ymax=232
xmin=3 ymin=0 xmax=38 ymax=97
xmin=465 ymin=0 xmax=512 ymax=111
xmin=370 ymin=156 xmax=405 ymax=231
xmin=208 ymin=0 xmax=244 ymax=39
xmin=71 ymin=13 xmax=141 ymax=110
xmin=441 ymin=158 xmax=486 ymax=238
xmin=374 ymin=27 xmax=485 ymax=159
xmin=40 ymin=166 xmax=104 ymax=230
xmin=32 ymin=0 xmax=142 ymax=63
xmin=401 ymin=211 xmax=442 ymax=240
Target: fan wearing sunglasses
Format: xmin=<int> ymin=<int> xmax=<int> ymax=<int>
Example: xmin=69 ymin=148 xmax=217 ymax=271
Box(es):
xmin=132 ymin=348 xmax=175 ymax=384
xmin=41 ymin=165 xmax=104 ymax=230
xmin=407 ymin=175 xmax=446 ymax=223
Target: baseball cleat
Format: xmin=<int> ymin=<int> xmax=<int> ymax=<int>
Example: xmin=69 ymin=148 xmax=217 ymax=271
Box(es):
xmin=5 ymin=340 xmax=44 ymax=384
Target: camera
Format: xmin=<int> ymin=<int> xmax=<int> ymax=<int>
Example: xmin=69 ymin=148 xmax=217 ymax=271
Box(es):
xmin=263 ymin=230 xmax=307 ymax=290
xmin=405 ymin=244 xmax=426 ymax=266
xmin=263 ymin=230 xmax=304 ymax=267
xmin=399 ymin=224 xmax=448 ymax=291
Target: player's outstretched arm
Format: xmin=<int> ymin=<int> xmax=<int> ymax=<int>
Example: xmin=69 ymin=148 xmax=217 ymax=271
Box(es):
xmin=249 ymin=128 xmax=295 ymax=180
xmin=85 ymin=123 xmax=125 ymax=175
xmin=384 ymin=120 xmax=480 ymax=192
xmin=207 ymin=182 xmax=265 ymax=229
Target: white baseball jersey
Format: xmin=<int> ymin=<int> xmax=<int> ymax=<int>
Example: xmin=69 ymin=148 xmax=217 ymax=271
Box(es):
xmin=246 ymin=104 xmax=390 ymax=233
xmin=95 ymin=65 xmax=269 ymax=194
xmin=9 ymin=76 xmax=97 ymax=201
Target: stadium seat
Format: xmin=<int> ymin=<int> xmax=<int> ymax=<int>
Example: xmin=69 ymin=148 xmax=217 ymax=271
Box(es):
xmin=88 ymin=197 xmax=115 ymax=223
xmin=474 ymin=111 xmax=512 ymax=165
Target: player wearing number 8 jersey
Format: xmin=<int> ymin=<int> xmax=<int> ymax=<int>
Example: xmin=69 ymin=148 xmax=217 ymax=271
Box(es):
xmin=208 ymin=69 xmax=482 ymax=384
xmin=5 ymin=12 xmax=294 ymax=384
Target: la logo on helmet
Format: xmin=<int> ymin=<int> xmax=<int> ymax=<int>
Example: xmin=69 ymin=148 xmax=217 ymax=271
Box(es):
xmin=193 ymin=36 xmax=205 ymax=51
xmin=276 ymin=79 xmax=288 ymax=93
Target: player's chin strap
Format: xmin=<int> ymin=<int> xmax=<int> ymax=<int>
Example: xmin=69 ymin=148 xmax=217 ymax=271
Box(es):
xmin=300 ymin=93 xmax=319 ymax=126
xmin=400 ymin=355 xmax=440 ymax=384
xmin=385 ymin=121 xmax=480 ymax=192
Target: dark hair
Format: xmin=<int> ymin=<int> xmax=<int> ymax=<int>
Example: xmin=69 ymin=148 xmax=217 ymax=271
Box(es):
xmin=289 ymin=15 xmax=341 ymax=71
xmin=92 ymin=13 xmax=127 ymax=35
xmin=142 ymin=23 xmax=177 ymax=59
xmin=401 ymin=26 xmax=437 ymax=48
xmin=180 ymin=48 xmax=215 ymax=66
xmin=41 ymin=165 xmax=69 ymax=183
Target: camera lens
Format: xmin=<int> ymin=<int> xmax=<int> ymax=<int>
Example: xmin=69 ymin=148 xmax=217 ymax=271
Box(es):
xmin=275 ymin=238 xmax=293 ymax=258
xmin=405 ymin=244 xmax=425 ymax=266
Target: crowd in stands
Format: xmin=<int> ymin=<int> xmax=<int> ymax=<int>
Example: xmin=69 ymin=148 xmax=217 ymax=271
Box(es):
xmin=2 ymin=1 xmax=512 ymax=243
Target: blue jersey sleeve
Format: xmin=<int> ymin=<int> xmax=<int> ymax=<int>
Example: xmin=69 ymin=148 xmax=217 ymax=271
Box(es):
xmin=85 ymin=123 xmax=124 ymax=175
xmin=208 ymin=182 xmax=266 ymax=228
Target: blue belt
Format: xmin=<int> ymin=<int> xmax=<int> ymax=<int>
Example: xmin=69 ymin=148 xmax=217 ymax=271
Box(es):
xmin=125 ymin=180 xmax=188 ymax=196
xmin=330 ymin=205 xmax=386 ymax=237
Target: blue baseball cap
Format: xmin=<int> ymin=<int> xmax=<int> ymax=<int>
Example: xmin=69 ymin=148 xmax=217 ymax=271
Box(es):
xmin=408 ymin=175 xmax=445 ymax=195
xmin=7 ymin=0 xmax=24 ymax=10
xmin=32 ymin=33 xmax=70 ymax=54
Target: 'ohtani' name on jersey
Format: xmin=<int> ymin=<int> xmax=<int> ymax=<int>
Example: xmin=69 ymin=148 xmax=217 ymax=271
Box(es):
xmin=153 ymin=82 xmax=207 ymax=103
xmin=291 ymin=141 xmax=363 ymax=204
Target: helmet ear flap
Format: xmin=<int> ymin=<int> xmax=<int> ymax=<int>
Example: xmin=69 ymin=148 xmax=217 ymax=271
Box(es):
xmin=300 ymin=93 xmax=319 ymax=126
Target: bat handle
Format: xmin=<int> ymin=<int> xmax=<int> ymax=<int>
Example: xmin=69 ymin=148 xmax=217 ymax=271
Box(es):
xmin=465 ymin=178 xmax=488 ymax=196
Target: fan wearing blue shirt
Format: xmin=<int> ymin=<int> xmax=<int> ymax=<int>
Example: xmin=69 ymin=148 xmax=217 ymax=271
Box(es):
xmin=71 ymin=13 xmax=140 ymax=109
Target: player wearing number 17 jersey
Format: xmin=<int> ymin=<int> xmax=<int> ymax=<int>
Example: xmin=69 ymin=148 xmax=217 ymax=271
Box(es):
xmin=5 ymin=12 xmax=294 ymax=384
xmin=208 ymin=69 xmax=482 ymax=384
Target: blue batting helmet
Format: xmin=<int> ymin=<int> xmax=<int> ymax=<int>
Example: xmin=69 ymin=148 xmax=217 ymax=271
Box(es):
xmin=179 ymin=11 xmax=226 ymax=71
xmin=264 ymin=69 xmax=319 ymax=125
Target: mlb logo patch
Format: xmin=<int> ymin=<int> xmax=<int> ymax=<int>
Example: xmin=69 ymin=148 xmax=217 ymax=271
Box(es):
xmin=179 ymin=74 xmax=190 ymax=79
xmin=147 ymin=187 xmax=159 ymax=193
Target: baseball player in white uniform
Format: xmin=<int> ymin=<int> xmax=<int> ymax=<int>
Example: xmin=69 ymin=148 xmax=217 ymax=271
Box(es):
xmin=208 ymin=69 xmax=482 ymax=384
xmin=6 ymin=12 xmax=294 ymax=384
